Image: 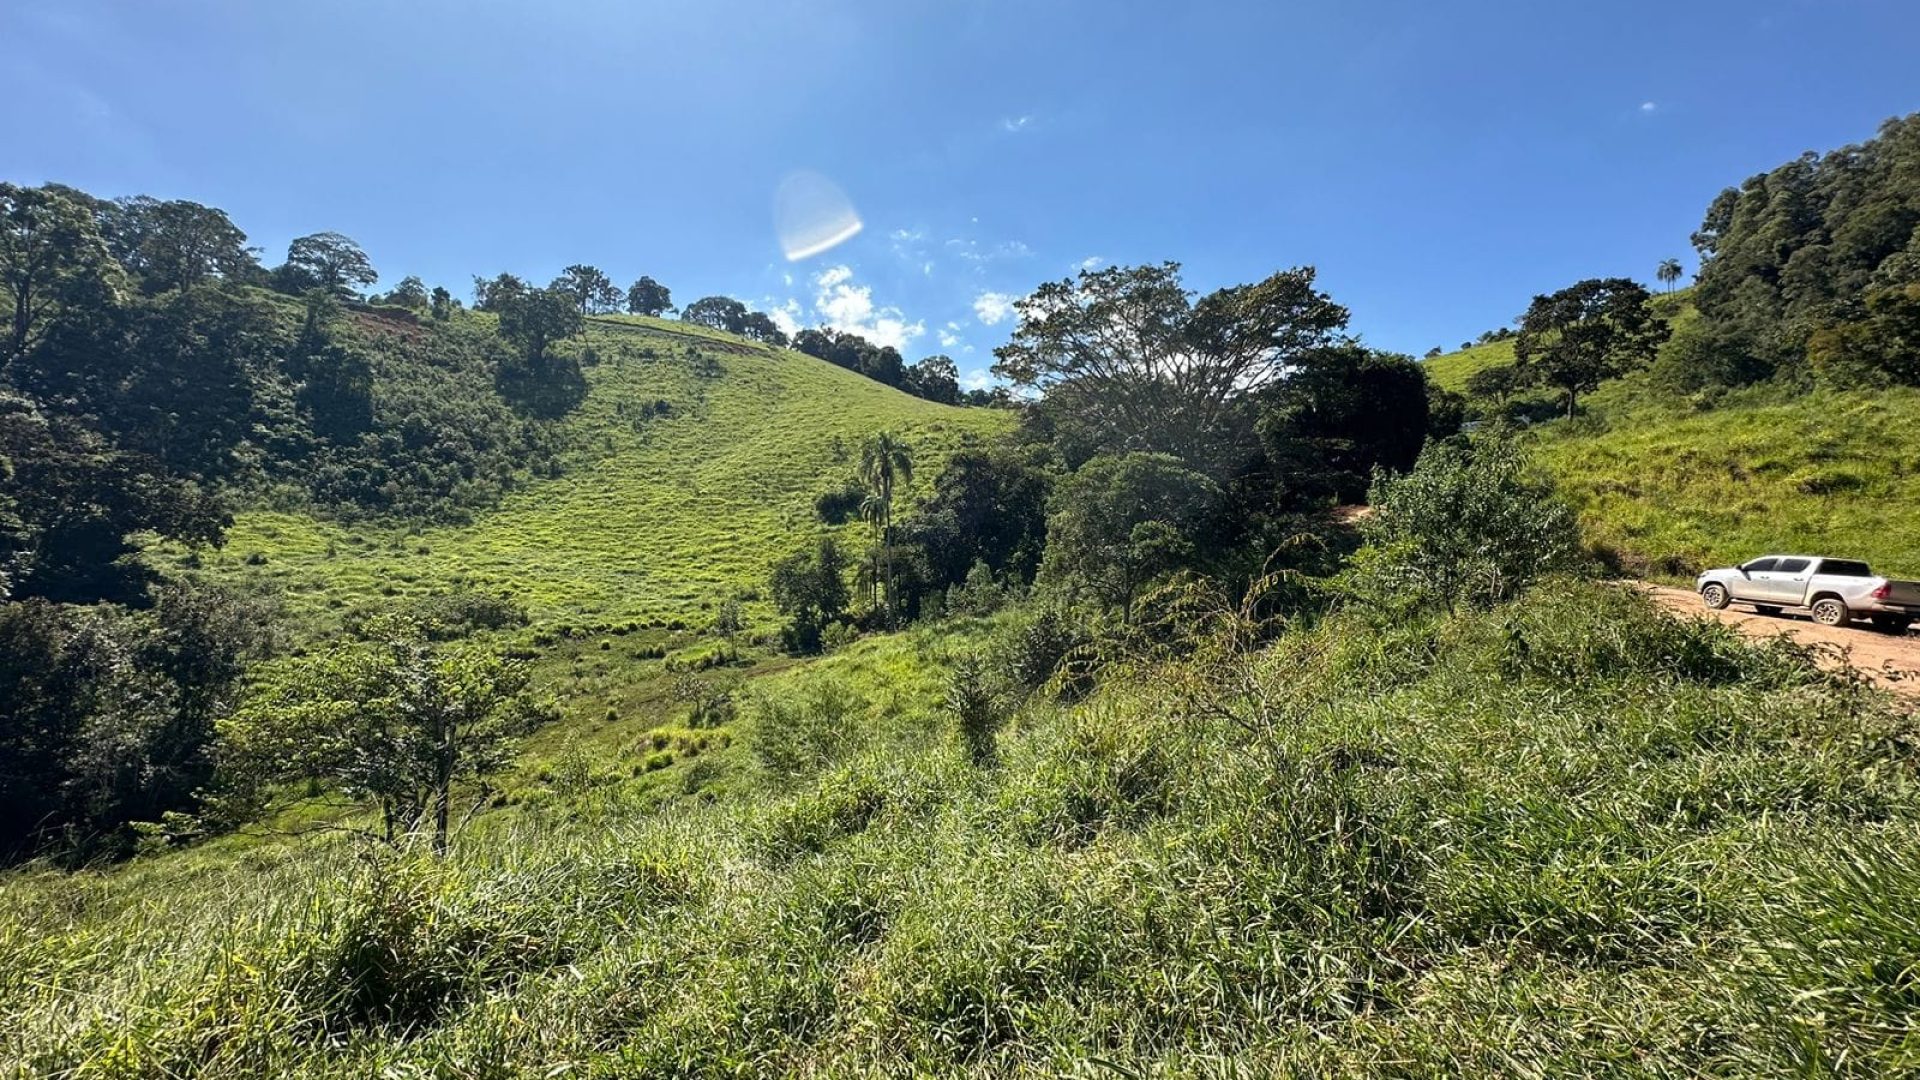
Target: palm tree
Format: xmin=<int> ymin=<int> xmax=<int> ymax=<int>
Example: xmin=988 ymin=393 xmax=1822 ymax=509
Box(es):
xmin=858 ymin=432 xmax=914 ymax=625
xmin=1657 ymin=258 xmax=1683 ymax=294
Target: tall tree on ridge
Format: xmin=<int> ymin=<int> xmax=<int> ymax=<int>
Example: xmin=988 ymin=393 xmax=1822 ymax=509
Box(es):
xmin=285 ymin=232 xmax=377 ymax=296
xmin=858 ymin=432 xmax=914 ymax=625
xmin=626 ymin=276 xmax=674 ymax=316
xmin=1657 ymin=258 xmax=1683 ymax=294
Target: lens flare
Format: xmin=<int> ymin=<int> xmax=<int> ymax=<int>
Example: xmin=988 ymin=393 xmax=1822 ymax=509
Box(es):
xmin=775 ymin=171 xmax=863 ymax=261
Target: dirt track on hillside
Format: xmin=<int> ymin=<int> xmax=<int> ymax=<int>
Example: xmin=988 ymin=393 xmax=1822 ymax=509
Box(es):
xmin=1645 ymin=585 xmax=1920 ymax=701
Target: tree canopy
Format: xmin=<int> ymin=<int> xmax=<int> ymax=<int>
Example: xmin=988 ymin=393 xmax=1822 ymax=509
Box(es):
xmin=283 ymin=231 xmax=377 ymax=295
xmin=991 ymin=262 xmax=1349 ymax=471
xmin=626 ymin=276 xmax=673 ymax=316
xmin=1513 ymin=278 xmax=1668 ymax=417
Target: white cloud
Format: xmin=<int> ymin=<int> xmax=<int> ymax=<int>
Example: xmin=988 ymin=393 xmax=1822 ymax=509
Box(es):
xmin=973 ymin=291 xmax=1016 ymax=326
xmin=938 ymin=321 xmax=963 ymax=349
xmin=807 ymin=264 xmax=925 ymax=351
xmin=1001 ymin=114 xmax=1033 ymax=133
xmin=1076 ymin=255 xmax=1105 ymax=271
xmin=962 ymin=368 xmax=993 ymax=391
xmin=767 ymin=298 xmax=804 ymax=337
xmin=1639 ymin=101 xmax=1658 ymax=113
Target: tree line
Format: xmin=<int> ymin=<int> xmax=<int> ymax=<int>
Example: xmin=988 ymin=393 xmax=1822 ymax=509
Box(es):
xmin=766 ymin=260 xmax=1468 ymax=651
xmin=1454 ymin=112 xmax=1920 ymax=418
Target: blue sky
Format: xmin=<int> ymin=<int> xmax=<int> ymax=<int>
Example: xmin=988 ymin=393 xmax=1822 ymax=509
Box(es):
xmin=4 ymin=1 xmax=1918 ymax=388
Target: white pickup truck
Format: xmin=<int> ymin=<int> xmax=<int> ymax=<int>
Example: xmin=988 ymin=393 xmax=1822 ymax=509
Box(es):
xmin=1696 ymin=556 xmax=1920 ymax=632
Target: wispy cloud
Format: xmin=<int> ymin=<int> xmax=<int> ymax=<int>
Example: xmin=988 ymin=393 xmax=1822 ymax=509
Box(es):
xmin=1001 ymin=114 xmax=1033 ymax=133
xmin=1076 ymin=256 xmax=1105 ymax=271
xmin=973 ymin=291 xmax=1017 ymax=326
xmin=938 ymin=321 xmax=964 ymax=349
xmin=948 ymin=237 xmax=1034 ymax=266
xmin=794 ymin=265 xmax=925 ymax=351
xmin=1639 ymin=101 xmax=1658 ymax=113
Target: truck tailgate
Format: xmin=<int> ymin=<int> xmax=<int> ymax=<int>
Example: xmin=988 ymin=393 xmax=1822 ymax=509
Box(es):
xmin=1883 ymin=579 xmax=1920 ymax=607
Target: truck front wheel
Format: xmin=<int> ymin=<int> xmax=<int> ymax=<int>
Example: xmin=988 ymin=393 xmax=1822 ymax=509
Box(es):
xmin=1811 ymin=597 xmax=1851 ymax=627
xmin=1701 ymin=583 xmax=1730 ymax=610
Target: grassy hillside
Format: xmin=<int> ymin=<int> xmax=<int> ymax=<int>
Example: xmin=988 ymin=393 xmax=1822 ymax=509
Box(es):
xmin=1418 ymin=290 xmax=1697 ymax=395
xmin=1537 ymin=384 xmax=1920 ymax=578
xmin=6 ymin=582 xmax=1917 ymax=1075
xmin=1418 ymin=291 xmax=1920 ymax=579
xmin=176 ymin=316 xmax=1008 ymax=636
xmin=1419 ymin=338 xmax=1515 ymax=393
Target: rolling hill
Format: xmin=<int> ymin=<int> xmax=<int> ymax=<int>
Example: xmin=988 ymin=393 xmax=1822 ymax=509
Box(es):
xmin=1418 ymin=293 xmax=1920 ymax=579
xmin=174 ymin=314 xmax=1009 ymax=637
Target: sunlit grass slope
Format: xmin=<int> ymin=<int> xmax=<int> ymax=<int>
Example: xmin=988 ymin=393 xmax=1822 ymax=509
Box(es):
xmin=1418 ymin=290 xmax=1695 ymax=394
xmin=1417 ymin=291 xmax=1920 ymax=578
xmin=187 ymin=318 xmax=1008 ymax=635
xmin=7 ymin=585 xmax=1917 ymax=1075
xmin=1535 ymin=385 xmax=1920 ymax=578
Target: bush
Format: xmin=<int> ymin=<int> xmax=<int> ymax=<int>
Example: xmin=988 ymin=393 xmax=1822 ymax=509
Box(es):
xmin=946 ymin=656 xmax=1005 ymax=765
xmin=996 ymin=604 xmax=1093 ymax=699
xmin=1345 ymin=435 xmax=1584 ymax=614
xmin=747 ymin=678 xmax=868 ymax=783
xmin=813 ymin=482 xmax=868 ymax=525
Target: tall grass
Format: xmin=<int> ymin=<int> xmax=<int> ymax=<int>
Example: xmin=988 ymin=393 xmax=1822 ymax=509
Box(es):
xmin=4 ymin=583 xmax=1917 ymax=1076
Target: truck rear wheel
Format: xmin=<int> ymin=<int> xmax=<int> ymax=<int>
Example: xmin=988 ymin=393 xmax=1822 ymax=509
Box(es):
xmin=1754 ymin=605 xmax=1782 ymax=617
xmin=1811 ymin=597 xmax=1851 ymax=627
xmin=1870 ymin=614 xmax=1913 ymax=634
xmin=1701 ymin=583 xmax=1730 ymax=610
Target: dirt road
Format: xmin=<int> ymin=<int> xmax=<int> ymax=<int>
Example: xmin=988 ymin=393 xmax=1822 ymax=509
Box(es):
xmin=1645 ymin=585 xmax=1920 ymax=700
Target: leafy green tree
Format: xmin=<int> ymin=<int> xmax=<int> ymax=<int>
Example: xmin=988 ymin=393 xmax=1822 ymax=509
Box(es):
xmin=102 ymin=196 xmax=257 ymax=293
xmin=769 ymin=536 xmax=851 ymax=653
xmin=554 ymin=264 xmax=622 ymax=316
xmin=1806 ymin=282 xmax=1920 ymax=386
xmin=1257 ymin=345 xmax=1432 ymax=504
xmin=284 ymin=231 xmax=377 ymax=296
xmin=471 ymin=272 xmax=527 ymax=312
xmin=992 ymin=261 xmax=1349 ymax=472
xmin=735 ymin=310 xmax=788 ymax=346
xmin=1041 ymin=452 xmax=1219 ymax=619
xmin=384 ymin=275 xmax=430 ymax=309
xmin=682 ymin=295 xmax=749 ymax=332
xmin=1514 ymin=278 xmax=1669 ymax=417
xmin=1464 ymin=362 xmax=1524 ymax=404
xmin=1689 ymin=114 xmax=1920 ymax=380
xmin=1657 ymin=258 xmax=1684 ymax=294
xmin=0 ymin=584 xmax=266 ymax=863
xmin=902 ymin=445 xmax=1052 ymax=590
xmin=0 ymin=391 xmax=227 ymax=604
xmin=1349 ymin=437 xmax=1582 ymax=613
xmin=225 ymin=626 xmax=538 ymax=852
xmin=905 ymin=355 xmax=961 ymax=404
xmin=626 ymin=276 xmax=673 ymax=316
xmin=497 ymin=286 xmax=584 ymax=363
xmin=858 ymin=432 xmax=914 ymax=623
xmin=0 ymin=182 xmax=120 ymax=361
xmin=106 ymin=285 xmax=279 ymax=480
xmin=429 ymin=285 xmax=454 ymax=321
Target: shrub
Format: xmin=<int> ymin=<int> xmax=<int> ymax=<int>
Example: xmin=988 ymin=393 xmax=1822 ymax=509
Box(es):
xmin=1346 ymin=435 xmax=1584 ymax=614
xmin=748 ymin=678 xmax=868 ymax=783
xmin=996 ymin=605 xmax=1093 ymax=699
xmin=946 ymin=656 xmax=1005 ymax=765
xmin=813 ymin=481 xmax=867 ymax=525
